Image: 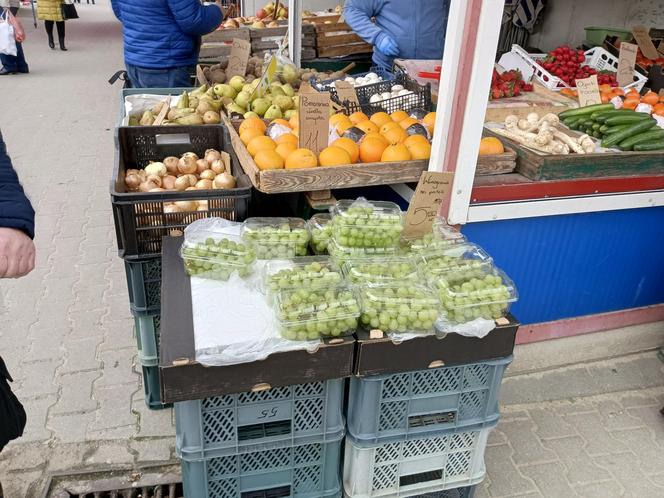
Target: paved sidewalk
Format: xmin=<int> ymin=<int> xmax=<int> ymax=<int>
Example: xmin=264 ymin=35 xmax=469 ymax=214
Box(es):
xmin=0 ymin=3 xmax=662 ymax=498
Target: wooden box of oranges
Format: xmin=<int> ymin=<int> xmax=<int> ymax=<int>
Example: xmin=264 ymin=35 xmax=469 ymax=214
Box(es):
xmin=224 ymin=109 xmax=438 ymax=194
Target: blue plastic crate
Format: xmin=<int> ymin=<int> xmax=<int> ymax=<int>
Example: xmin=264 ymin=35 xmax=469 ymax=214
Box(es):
xmin=343 ymin=426 xmax=492 ymax=497
xmin=135 ymin=313 xmax=160 ymax=367
xmin=125 ymin=257 xmax=161 ymax=315
xmin=347 ymin=357 xmax=511 ymax=445
xmin=142 ymin=364 xmax=171 ymax=411
xmin=176 ymin=379 xmax=345 ymax=460
xmin=181 ymin=435 xmax=343 ymax=498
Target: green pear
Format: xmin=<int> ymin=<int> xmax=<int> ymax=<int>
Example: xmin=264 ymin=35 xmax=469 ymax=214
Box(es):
xmin=264 ymin=104 xmax=283 ymax=120
xmin=189 ymin=84 xmax=208 ymax=97
xmin=270 ymin=84 xmax=285 ymax=97
xmin=251 ymin=98 xmax=270 ymax=116
xmin=284 ymin=109 xmax=297 ymax=120
xmin=244 ymin=111 xmax=260 ymax=119
xmin=292 ymin=95 xmax=299 ymax=110
xmin=213 ymin=84 xmax=236 ymax=99
xmin=281 ymin=64 xmax=298 ymax=84
xmin=177 ymin=91 xmax=189 ymax=109
xmin=242 ymin=83 xmax=254 ymax=94
xmin=226 ymin=103 xmax=246 ymax=116
xmin=235 ymin=91 xmax=252 ymax=109
xmin=176 ymin=113 xmax=205 ymax=125
xmin=281 ymin=83 xmax=295 ymax=97
xmin=229 ymin=75 xmax=246 ymax=93
xmin=274 ymin=95 xmax=293 ymax=112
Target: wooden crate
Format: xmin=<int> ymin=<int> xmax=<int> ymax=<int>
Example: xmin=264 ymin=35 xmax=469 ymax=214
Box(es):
xmin=312 ymin=17 xmax=372 ymax=58
xmin=475 ymin=148 xmax=517 ymax=176
xmin=199 ymin=44 xmax=231 ymax=59
xmin=249 ymin=24 xmax=316 ymax=57
xmin=484 ymin=83 xmax=578 ymax=123
xmin=202 ymin=26 xmax=250 ymax=44
xmin=485 ymin=129 xmax=664 ymax=181
xmin=223 ymin=115 xmax=428 ymax=193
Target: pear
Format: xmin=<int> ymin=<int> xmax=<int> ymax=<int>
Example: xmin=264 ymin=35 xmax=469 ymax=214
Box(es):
xmin=244 ymin=111 xmax=260 ymax=119
xmin=292 ymin=95 xmax=299 ymax=110
xmin=203 ymin=111 xmax=221 ymax=124
xmin=235 ymin=91 xmax=252 ymax=109
xmin=189 ymin=84 xmax=207 ymax=97
xmin=226 ymin=103 xmax=246 ymax=116
xmin=242 ymin=83 xmax=255 ymax=94
xmin=139 ymin=110 xmax=155 ymax=126
xmin=281 ymin=64 xmax=298 ymax=84
xmin=221 ymin=96 xmax=234 ymax=107
xmin=251 ymin=98 xmax=270 ymax=116
xmin=252 ymin=20 xmax=266 ymax=29
xmin=270 ymin=84 xmax=285 ymax=97
xmin=229 ymin=75 xmax=246 ymax=93
xmin=167 ymin=108 xmax=195 ymax=121
xmin=284 ymin=109 xmax=297 ymax=120
xmin=128 ymin=114 xmax=140 ymax=126
xmin=264 ymin=104 xmax=283 ymax=120
xmin=208 ymin=100 xmax=223 ymax=112
xmin=188 ymin=96 xmax=199 ymax=110
xmin=274 ymin=95 xmax=293 ymax=112
xmin=281 ymin=83 xmax=295 ymax=97
xmin=176 ymin=113 xmax=205 ymax=125
xmin=177 ymin=91 xmax=189 ymax=109
xmin=197 ymin=100 xmax=214 ymax=115
xmin=213 ymin=84 xmax=236 ymax=99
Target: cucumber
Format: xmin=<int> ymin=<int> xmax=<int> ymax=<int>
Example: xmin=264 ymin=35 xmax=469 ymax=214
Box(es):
xmin=603 ymin=114 xmax=654 ymax=126
xmin=603 ymin=124 xmax=632 ymax=135
xmin=564 ymin=117 xmax=582 ymax=129
xmin=558 ymin=103 xmax=614 ymax=120
xmin=592 ymin=130 xmax=602 ymax=138
xmin=593 ymin=109 xmax=637 ymax=122
xmin=592 ymin=123 xmax=602 ymax=131
xmin=618 ymin=129 xmax=664 ymax=150
xmin=601 ymin=120 xmax=657 ymax=148
xmin=633 ymin=140 xmax=664 ymax=151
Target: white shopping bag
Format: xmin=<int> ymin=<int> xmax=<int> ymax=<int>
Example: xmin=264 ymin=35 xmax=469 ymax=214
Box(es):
xmin=0 ymin=10 xmax=17 ymax=57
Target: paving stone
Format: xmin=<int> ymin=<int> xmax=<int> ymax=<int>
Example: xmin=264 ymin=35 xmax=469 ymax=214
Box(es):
xmin=0 ymin=442 xmax=50 ymax=472
xmin=47 ymin=442 xmax=89 ymax=472
xmin=625 ymin=406 xmax=664 ymax=443
xmin=573 ymin=480 xmax=623 ymax=498
xmin=23 ymin=332 xmax=65 ymax=363
xmin=502 ymin=367 xmax=602 ymax=405
xmin=496 ymin=420 xmax=557 ymax=467
xmin=17 ymin=394 xmax=57 ymax=443
xmin=483 ymin=444 xmax=537 ymax=497
xmin=528 ymin=407 xmax=577 ymax=440
xmin=519 ymin=461 xmax=580 ymax=498
xmin=563 ymin=412 xmax=629 ymax=457
xmin=60 ymin=336 xmax=103 ymax=373
xmin=487 ymin=427 xmax=507 ymax=446
xmin=541 ymin=436 xmax=612 ymax=486
xmin=51 ymin=370 xmax=99 ymax=415
xmin=131 ymin=390 xmax=175 ymax=438
xmin=48 ymin=411 xmax=96 ymax=444
xmin=593 ymin=451 xmax=651 ymax=482
xmin=595 ymin=399 xmax=644 ymax=432
xmin=130 ymin=438 xmax=175 ymax=463
xmin=96 ymin=349 xmax=138 ymax=387
xmin=609 ymin=428 xmax=664 ymax=476
xmin=84 ymin=441 xmax=134 ymax=466
xmin=0 ymin=470 xmax=46 ymax=498
xmin=89 ymin=383 xmax=138 ymax=435
xmin=15 ymin=359 xmax=60 ymax=399
xmin=620 ymin=478 xmax=664 ymax=497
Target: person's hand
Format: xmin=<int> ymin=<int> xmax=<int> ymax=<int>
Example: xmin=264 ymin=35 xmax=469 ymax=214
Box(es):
xmin=376 ymin=33 xmax=399 ymax=57
xmin=0 ymin=228 xmax=35 ymax=279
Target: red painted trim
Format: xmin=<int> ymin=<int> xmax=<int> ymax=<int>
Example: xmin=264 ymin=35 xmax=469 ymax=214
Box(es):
xmin=515 ymin=304 xmax=664 ymax=345
xmin=471 ymin=175 xmax=664 ymax=204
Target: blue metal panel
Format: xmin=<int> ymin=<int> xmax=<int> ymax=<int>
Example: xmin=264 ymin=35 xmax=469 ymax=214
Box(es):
xmin=461 ymin=207 xmax=664 ymax=325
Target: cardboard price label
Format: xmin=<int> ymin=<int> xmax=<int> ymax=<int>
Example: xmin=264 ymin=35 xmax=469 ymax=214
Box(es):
xmin=632 ymin=26 xmax=660 ymax=61
xmin=298 ymin=91 xmax=330 ymax=156
xmin=403 ymin=171 xmax=454 ymax=238
xmin=226 ymin=38 xmax=251 ymax=79
xmin=334 ymin=81 xmax=360 ymax=106
xmin=576 ymin=75 xmax=601 ymax=107
xmin=617 ymin=42 xmax=638 ymax=87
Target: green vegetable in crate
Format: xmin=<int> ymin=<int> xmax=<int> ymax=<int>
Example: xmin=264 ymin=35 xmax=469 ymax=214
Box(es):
xmin=242 ymin=217 xmax=310 ymax=259
xmin=181 ymin=237 xmax=256 ymax=280
xmin=434 ymin=269 xmax=515 ymax=324
xmin=634 ymin=140 xmax=664 ymax=151
xmin=343 ymin=257 xmax=419 ymax=285
xmin=558 ymin=103 xmax=614 ymax=120
xmin=331 ymin=199 xmax=403 ymax=248
xmin=601 ymin=119 xmax=656 ymax=148
xmin=266 ymin=259 xmax=343 ymax=293
xmin=617 ymin=129 xmax=664 ymax=150
xmin=307 ymin=214 xmax=333 ymax=254
xmin=359 ymin=285 xmax=439 ymax=333
xmin=277 ymin=287 xmax=360 ymax=340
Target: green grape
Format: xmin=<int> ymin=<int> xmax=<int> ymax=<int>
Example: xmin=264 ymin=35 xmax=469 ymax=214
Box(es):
xmin=359 ymin=285 xmax=439 ymax=333
xmin=343 ymin=257 xmax=419 ymax=285
xmin=181 ymin=236 xmax=256 ymax=280
xmin=242 ymin=217 xmax=310 ymax=259
xmin=331 ymin=200 xmax=404 ymax=249
xmin=266 ymin=259 xmax=343 ymax=293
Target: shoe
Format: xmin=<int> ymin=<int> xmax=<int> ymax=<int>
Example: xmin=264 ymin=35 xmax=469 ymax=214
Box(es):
xmin=0 ymin=68 xmax=16 ymax=75
xmin=17 ymin=67 xmax=29 ymax=74
xmin=59 ymin=38 xmax=67 ymax=51
xmin=48 ymin=40 xmax=55 ymax=49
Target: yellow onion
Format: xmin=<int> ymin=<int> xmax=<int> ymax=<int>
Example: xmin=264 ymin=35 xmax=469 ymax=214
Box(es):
xmin=146 ymin=174 xmax=162 ymax=187
xmin=196 ymin=159 xmax=210 ymax=174
xmin=164 ymin=203 xmax=182 ymax=214
xmin=213 ymin=172 xmax=236 ymax=189
xmin=175 ymin=199 xmax=198 ymax=212
xmin=183 ymin=173 xmax=198 ymax=186
xmin=145 ymin=162 xmax=167 ymax=177
xmin=199 ymin=169 xmax=216 ymax=181
xmin=205 ymin=149 xmax=222 ymax=164
xmin=162 ymin=175 xmax=177 ymax=190
xmin=174 ymin=176 xmax=190 ymax=191
xmin=196 ymin=179 xmax=213 ymax=189
xmin=139 ymin=180 xmax=159 ymax=192
xmin=163 ymin=156 xmax=179 ymax=175
xmin=178 ymin=152 xmax=199 ymax=174
xmin=210 ymin=159 xmax=226 ymax=174
xmin=125 ymin=174 xmax=141 ymax=191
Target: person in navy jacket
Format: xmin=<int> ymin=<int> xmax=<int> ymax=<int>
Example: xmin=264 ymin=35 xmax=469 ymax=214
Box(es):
xmin=110 ymin=0 xmax=224 ymax=88
xmin=344 ymin=0 xmax=450 ymax=70
xmin=0 ymin=131 xmax=35 ymax=279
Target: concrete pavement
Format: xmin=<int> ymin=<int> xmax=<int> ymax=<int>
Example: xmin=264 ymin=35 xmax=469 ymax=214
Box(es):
xmin=0 ymin=2 xmax=662 ymax=497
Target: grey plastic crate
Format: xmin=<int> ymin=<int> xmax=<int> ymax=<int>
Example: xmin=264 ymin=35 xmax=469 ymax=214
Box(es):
xmin=181 ymin=435 xmax=343 ymax=498
xmin=125 ymin=257 xmax=161 ymax=315
xmin=347 ymin=357 xmax=511 ymax=445
xmin=135 ymin=313 xmax=160 ymax=367
xmin=142 ymin=364 xmax=171 ymax=410
xmin=176 ymin=379 xmax=345 ymax=460
xmin=413 ymin=487 xmax=476 ymax=498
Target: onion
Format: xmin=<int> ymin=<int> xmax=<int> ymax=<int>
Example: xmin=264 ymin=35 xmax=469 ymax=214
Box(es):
xmin=175 ymin=200 xmax=198 ymax=212
xmin=163 ymin=156 xmax=179 ymax=175
xmin=196 ymin=179 xmax=213 ymax=189
xmin=205 ymin=149 xmax=222 ymax=165
xmin=210 ymin=159 xmax=226 ymax=174
xmin=198 ymin=200 xmax=209 ymax=211
xmin=139 ymin=180 xmax=159 ymax=192
xmin=126 ymin=168 xmax=140 ymax=177
xmin=137 ymin=170 xmax=147 ymax=181
xmin=149 ymin=187 xmax=165 ymax=192
xmin=174 ymin=176 xmax=190 ymax=191
xmin=178 ymin=152 xmax=199 ymax=174
xmin=164 ymin=203 xmax=182 ymax=214
xmin=183 ymin=174 xmax=198 ymax=187
xmin=125 ymin=174 xmax=141 ymax=191
xmin=199 ymin=169 xmax=216 ymax=181
xmin=196 ymin=159 xmax=209 ymax=174
xmin=162 ymin=175 xmax=177 ymax=190
xmin=146 ymin=174 xmax=162 ymax=187
xmin=145 ymin=161 xmax=167 ymax=177
xmin=213 ymin=172 xmax=236 ymax=189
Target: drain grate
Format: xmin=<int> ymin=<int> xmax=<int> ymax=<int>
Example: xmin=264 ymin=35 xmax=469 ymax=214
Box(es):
xmin=57 ymin=482 xmax=182 ymax=498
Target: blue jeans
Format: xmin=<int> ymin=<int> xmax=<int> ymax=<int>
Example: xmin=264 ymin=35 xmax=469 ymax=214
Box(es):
xmin=125 ymin=63 xmax=192 ymax=88
xmin=0 ymin=7 xmax=28 ymax=73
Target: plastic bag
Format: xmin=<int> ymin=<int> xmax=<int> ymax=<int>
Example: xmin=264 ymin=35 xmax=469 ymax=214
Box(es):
xmin=123 ymin=93 xmax=183 ymax=125
xmin=0 ymin=10 xmax=17 ymax=57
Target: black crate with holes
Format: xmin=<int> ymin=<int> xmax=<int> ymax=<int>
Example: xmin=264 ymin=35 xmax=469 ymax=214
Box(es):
xmin=112 ymin=125 xmax=252 ymax=260
xmin=125 ymin=257 xmax=162 ymax=315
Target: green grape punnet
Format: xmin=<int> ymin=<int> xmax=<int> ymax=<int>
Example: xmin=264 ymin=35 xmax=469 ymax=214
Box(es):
xmin=330 ymin=200 xmax=404 ymax=249
xmin=181 ymin=236 xmax=256 ymax=281
xmin=343 ymin=257 xmax=419 ymax=285
xmin=242 ymin=217 xmax=310 ymax=259
xmin=307 ymin=213 xmax=332 ymax=255
xmin=328 ymin=238 xmax=401 ymax=266
xmin=358 ymin=284 xmax=439 ymax=334
xmin=418 ymin=243 xmax=493 ymax=285
xmin=265 ymin=257 xmax=343 ymax=293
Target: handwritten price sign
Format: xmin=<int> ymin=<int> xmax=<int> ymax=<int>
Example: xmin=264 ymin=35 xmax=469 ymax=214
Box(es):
xmin=617 ymin=42 xmax=638 ymax=87
xmin=298 ymin=92 xmax=330 ymax=156
xmin=226 ymin=38 xmax=251 ymax=79
xmin=403 ymin=171 xmax=454 ymax=237
xmin=576 ymin=75 xmax=601 ymax=107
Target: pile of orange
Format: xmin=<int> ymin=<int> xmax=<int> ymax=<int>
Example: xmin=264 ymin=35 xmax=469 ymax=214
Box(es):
xmin=478 ymin=137 xmax=504 ymax=155
xmin=241 ymin=110 xmax=436 ymax=171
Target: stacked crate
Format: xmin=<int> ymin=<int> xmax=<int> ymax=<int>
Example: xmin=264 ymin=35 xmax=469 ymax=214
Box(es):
xmin=343 ymin=357 xmax=512 ymax=497
xmin=175 ymin=379 xmax=345 ymax=497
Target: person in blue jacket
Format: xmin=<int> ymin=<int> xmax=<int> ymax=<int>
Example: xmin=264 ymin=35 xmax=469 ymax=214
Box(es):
xmin=110 ymin=0 xmax=224 ymax=88
xmin=0 ymin=131 xmax=35 ymax=279
xmin=344 ymin=0 xmax=450 ymax=70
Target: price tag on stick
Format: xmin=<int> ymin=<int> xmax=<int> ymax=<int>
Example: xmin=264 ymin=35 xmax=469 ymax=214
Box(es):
xmin=334 ymin=80 xmax=360 ymax=106
xmin=298 ymin=91 xmax=330 ymax=156
xmin=226 ymin=38 xmax=251 ymax=79
xmin=403 ymin=171 xmax=455 ymax=238
xmin=576 ymin=75 xmax=601 ymax=107
xmin=632 ymin=26 xmax=660 ymax=61
xmin=617 ymin=42 xmax=638 ymax=87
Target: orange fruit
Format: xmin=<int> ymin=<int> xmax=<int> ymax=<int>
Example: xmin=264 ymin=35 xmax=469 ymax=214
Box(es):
xmin=239 ymin=117 xmax=267 ymax=135
xmin=275 ymin=142 xmax=297 ymax=161
xmin=349 ymin=111 xmax=369 ymax=124
xmin=380 ymin=121 xmax=400 ymax=135
xmin=275 ymin=133 xmax=298 ymax=146
xmin=336 ymin=120 xmax=355 ymax=135
xmin=362 ymin=132 xmax=389 ymax=145
xmin=381 ymin=144 xmax=412 ymax=162
xmin=285 ymin=148 xmax=318 ymax=169
xmin=289 ymin=113 xmax=300 ymax=128
xmin=254 ymin=149 xmax=285 ymax=170
xmin=359 ymin=137 xmax=387 ymax=163
xmin=390 ymin=110 xmax=409 ymax=123
xmin=369 ymin=112 xmax=392 ymax=127
xmin=399 ymin=117 xmax=419 ymax=130
xmin=382 ymin=126 xmax=408 ymax=145
xmin=355 ymin=120 xmax=379 ymax=134
xmin=247 ymin=135 xmax=277 ymax=157
xmin=319 ymin=146 xmax=352 ymax=167
xmin=407 ymin=141 xmax=431 ymax=160
xmin=240 ymin=128 xmax=264 ymax=146
xmin=404 ymin=134 xmax=430 ymax=148
xmin=653 ymin=103 xmax=664 ymax=116
xmin=330 ymin=113 xmax=351 ymax=127
xmin=331 ymin=137 xmax=360 ymax=163
xmin=478 ymin=137 xmax=504 ymax=156
xmin=271 ymin=118 xmax=292 ymax=129
xmin=423 ymin=112 xmax=436 ymax=128
xmin=642 ymin=91 xmax=659 ymax=106
xmin=623 ymin=98 xmax=639 ymax=110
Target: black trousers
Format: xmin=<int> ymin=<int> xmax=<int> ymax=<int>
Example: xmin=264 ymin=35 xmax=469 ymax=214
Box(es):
xmin=44 ymin=20 xmax=65 ymax=40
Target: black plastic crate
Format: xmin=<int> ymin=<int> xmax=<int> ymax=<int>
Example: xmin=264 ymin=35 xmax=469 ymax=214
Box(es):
xmin=334 ymin=72 xmax=432 ymax=115
xmin=125 ymin=257 xmax=161 ymax=315
xmin=111 ymin=125 xmax=252 ymax=260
